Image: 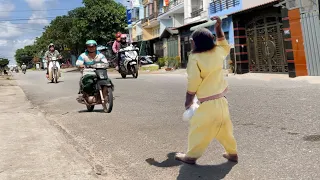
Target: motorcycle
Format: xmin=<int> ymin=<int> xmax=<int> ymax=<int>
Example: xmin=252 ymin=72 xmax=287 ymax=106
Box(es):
xmin=76 ymin=63 xmax=114 ymax=113
xmin=118 ymin=45 xmax=139 ymax=79
xmin=48 ymin=57 xmax=61 ymax=83
xmin=22 ymin=68 xmax=26 ymax=74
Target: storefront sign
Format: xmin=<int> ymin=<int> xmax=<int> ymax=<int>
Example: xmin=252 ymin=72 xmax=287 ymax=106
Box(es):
xmin=126 ymin=9 xmax=132 ymax=25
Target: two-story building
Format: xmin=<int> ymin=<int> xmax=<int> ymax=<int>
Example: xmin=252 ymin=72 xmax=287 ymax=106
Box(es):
xmin=157 ymin=0 xmax=184 ymax=58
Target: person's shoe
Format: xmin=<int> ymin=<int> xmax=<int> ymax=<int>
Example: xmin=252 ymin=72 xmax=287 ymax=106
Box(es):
xmin=174 ymin=153 xmax=197 ymax=165
xmin=223 ymin=153 xmax=238 ymax=162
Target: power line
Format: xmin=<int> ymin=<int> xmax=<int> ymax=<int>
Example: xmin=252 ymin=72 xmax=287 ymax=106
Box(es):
xmin=1 ymin=24 xmax=44 ymax=31
xmin=0 ymin=17 xmax=82 ymax=22
xmin=0 ymin=8 xmax=73 ymax=13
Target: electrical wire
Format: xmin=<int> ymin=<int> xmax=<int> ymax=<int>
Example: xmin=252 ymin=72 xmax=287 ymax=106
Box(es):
xmin=0 ymin=8 xmax=72 ymax=13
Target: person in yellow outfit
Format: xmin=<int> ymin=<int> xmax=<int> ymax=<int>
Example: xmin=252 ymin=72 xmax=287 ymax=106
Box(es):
xmin=175 ymin=16 xmax=238 ymax=164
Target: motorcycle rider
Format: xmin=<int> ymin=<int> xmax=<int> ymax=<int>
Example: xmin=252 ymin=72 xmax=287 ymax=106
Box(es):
xmin=112 ymin=32 xmax=128 ymax=70
xmin=44 ymin=43 xmax=62 ymax=78
xmin=21 ymin=63 xmax=27 ymax=71
xmin=76 ymin=40 xmax=109 ymax=94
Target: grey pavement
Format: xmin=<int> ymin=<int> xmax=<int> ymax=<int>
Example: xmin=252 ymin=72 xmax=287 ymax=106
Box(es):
xmin=8 ymin=70 xmax=320 ymax=179
xmin=0 ymin=78 xmax=109 ymax=180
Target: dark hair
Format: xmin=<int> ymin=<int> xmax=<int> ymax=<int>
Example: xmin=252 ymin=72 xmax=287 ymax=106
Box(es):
xmin=191 ymin=28 xmax=215 ymax=53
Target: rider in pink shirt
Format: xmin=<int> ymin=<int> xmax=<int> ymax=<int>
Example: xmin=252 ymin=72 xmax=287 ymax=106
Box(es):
xmin=113 ymin=32 xmax=122 ymax=70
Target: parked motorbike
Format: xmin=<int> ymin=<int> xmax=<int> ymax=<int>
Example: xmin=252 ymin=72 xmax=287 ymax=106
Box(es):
xmin=139 ymin=55 xmax=154 ymax=65
xmin=48 ymin=57 xmax=61 ymax=83
xmin=76 ymin=63 xmax=114 ymax=113
xmin=118 ymin=45 xmax=139 ymax=79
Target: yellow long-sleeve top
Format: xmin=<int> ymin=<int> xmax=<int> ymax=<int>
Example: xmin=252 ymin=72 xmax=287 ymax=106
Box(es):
xmin=187 ymin=39 xmax=231 ymax=99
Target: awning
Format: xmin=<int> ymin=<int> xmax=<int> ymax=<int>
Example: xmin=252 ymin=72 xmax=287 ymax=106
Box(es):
xmin=159 ymin=27 xmax=179 ymax=39
xmin=172 ymin=20 xmax=208 ymax=30
xmin=231 ymin=0 xmax=278 ymax=16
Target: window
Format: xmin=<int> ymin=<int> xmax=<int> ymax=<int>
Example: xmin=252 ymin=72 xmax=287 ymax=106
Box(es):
xmin=210 ymin=0 xmax=240 ymax=14
xmin=152 ymin=26 xmax=160 ymax=36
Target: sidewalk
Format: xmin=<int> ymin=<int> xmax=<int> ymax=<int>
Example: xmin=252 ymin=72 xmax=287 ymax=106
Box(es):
xmin=0 ymin=78 xmax=98 ymax=180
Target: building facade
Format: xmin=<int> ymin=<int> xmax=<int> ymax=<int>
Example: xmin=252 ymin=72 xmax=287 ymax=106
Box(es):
xmin=126 ymin=0 xmax=319 ymax=77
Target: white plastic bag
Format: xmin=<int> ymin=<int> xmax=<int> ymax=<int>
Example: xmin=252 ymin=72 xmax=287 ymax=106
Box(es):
xmin=182 ymin=96 xmax=199 ymax=122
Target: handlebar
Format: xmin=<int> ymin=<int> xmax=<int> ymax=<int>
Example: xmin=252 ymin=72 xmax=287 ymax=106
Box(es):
xmin=82 ymin=63 xmax=109 ymax=69
xmin=118 ymin=48 xmax=139 ymax=53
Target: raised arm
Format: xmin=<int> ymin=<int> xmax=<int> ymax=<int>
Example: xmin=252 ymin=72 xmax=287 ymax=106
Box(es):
xmin=212 ymin=16 xmax=230 ymax=55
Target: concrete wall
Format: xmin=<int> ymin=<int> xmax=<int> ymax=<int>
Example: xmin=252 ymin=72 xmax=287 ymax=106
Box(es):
xmin=242 ymin=0 xmax=277 ymax=10
xmin=185 ymin=0 xmax=210 ymax=24
xmin=173 ymin=13 xmax=184 ymax=27
xmin=142 ymin=28 xmax=152 ymax=40
xmin=160 ymin=19 xmax=173 ymax=34
xmin=136 ymin=23 xmax=142 ymax=36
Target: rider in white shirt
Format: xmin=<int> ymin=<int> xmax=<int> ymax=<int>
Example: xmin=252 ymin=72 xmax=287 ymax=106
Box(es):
xmin=76 ymin=40 xmax=109 ymax=94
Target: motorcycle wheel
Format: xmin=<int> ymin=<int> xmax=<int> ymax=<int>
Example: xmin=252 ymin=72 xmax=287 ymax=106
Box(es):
xmin=86 ymin=105 xmax=95 ymax=112
xmin=54 ymin=69 xmax=58 ymax=83
xmin=102 ymin=87 xmax=113 ymax=113
xmin=121 ymin=73 xmax=126 ymax=78
xmin=131 ymin=65 xmax=138 ymax=78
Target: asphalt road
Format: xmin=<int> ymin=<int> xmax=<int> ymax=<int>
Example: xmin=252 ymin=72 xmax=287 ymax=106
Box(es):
xmin=14 ymin=70 xmax=320 ymax=180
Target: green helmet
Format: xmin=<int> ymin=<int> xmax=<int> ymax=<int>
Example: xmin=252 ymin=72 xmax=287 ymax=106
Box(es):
xmin=86 ymin=40 xmax=97 ymax=47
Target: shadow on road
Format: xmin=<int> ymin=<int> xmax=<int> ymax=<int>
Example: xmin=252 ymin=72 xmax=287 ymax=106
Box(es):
xmin=115 ymin=77 xmax=135 ymax=80
xmin=146 ymin=152 xmax=182 ymax=167
xmin=46 ymin=81 xmax=64 ymax=84
xmin=146 ymin=152 xmax=237 ymax=180
xmin=78 ymin=109 xmax=105 ymax=113
xmin=177 ymin=162 xmax=236 ymax=180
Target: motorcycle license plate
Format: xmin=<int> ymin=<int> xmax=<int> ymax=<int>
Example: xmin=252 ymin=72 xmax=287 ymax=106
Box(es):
xmin=130 ymin=62 xmax=137 ymax=65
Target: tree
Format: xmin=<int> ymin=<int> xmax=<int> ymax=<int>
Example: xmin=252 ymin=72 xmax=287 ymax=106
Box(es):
xmin=0 ymin=58 xmax=9 ymax=74
xmin=16 ymin=0 xmax=128 ymax=61
xmin=15 ymin=46 xmax=37 ymax=66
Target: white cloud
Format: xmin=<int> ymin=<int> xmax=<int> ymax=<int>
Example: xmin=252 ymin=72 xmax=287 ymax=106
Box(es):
xmin=25 ymin=0 xmax=46 ymax=9
xmin=0 ymin=40 xmax=8 ymax=46
xmin=0 ymin=22 xmax=23 ymax=39
xmin=0 ymin=0 xmax=15 ymax=17
xmin=0 ymin=39 xmax=35 ymax=64
xmin=25 ymin=0 xmax=57 ymax=25
xmin=28 ymin=12 xmax=49 ymax=25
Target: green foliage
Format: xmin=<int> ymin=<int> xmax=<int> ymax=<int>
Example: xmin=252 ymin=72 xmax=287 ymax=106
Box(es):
xmin=0 ymin=58 xmax=9 ymax=68
xmin=157 ymin=57 xmax=167 ymax=68
xmin=15 ymin=45 xmax=37 ymax=66
xmin=15 ymin=0 xmax=127 ymax=63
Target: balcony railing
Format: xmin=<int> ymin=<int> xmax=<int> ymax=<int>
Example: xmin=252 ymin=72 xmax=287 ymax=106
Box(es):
xmin=191 ymin=8 xmax=203 ymax=18
xmin=160 ymin=0 xmax=183 ymax=14
xmin=209 ymin=0 xmax=240 ymax=14
xmin=168 ymin=0 xmax=183 ymax=9
xmin=141 ymin=18 xmax=148 ymax=24
xmin=148 ymin=12 xmax=158 ymax=21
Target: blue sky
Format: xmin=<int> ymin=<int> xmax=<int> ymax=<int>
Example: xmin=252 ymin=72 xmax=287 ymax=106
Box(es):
xmin=0 ymin=0 xmax=129 ymax=64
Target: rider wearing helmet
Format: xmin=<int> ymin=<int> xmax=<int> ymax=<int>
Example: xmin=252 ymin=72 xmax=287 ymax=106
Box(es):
xmin=44 ymin=43 xmax=61 ymax=78
xmin=21 ymin=63 xmax=27 ymax=70
xmin=112 ymin=32 xmax=126 ymax=71
xmin=76 ymin=40 xmax=109 ymax=94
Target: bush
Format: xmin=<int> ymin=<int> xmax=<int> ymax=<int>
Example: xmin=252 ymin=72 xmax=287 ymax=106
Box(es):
xmin=157 ymin=57 xmax=167 ymax=68
xmin=167 ymin=56 xmax=180 ymax=69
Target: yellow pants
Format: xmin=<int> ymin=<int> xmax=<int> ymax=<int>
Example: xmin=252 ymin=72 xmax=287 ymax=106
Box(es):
xmin=186 ymin=97 xmax=237 ymax=159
